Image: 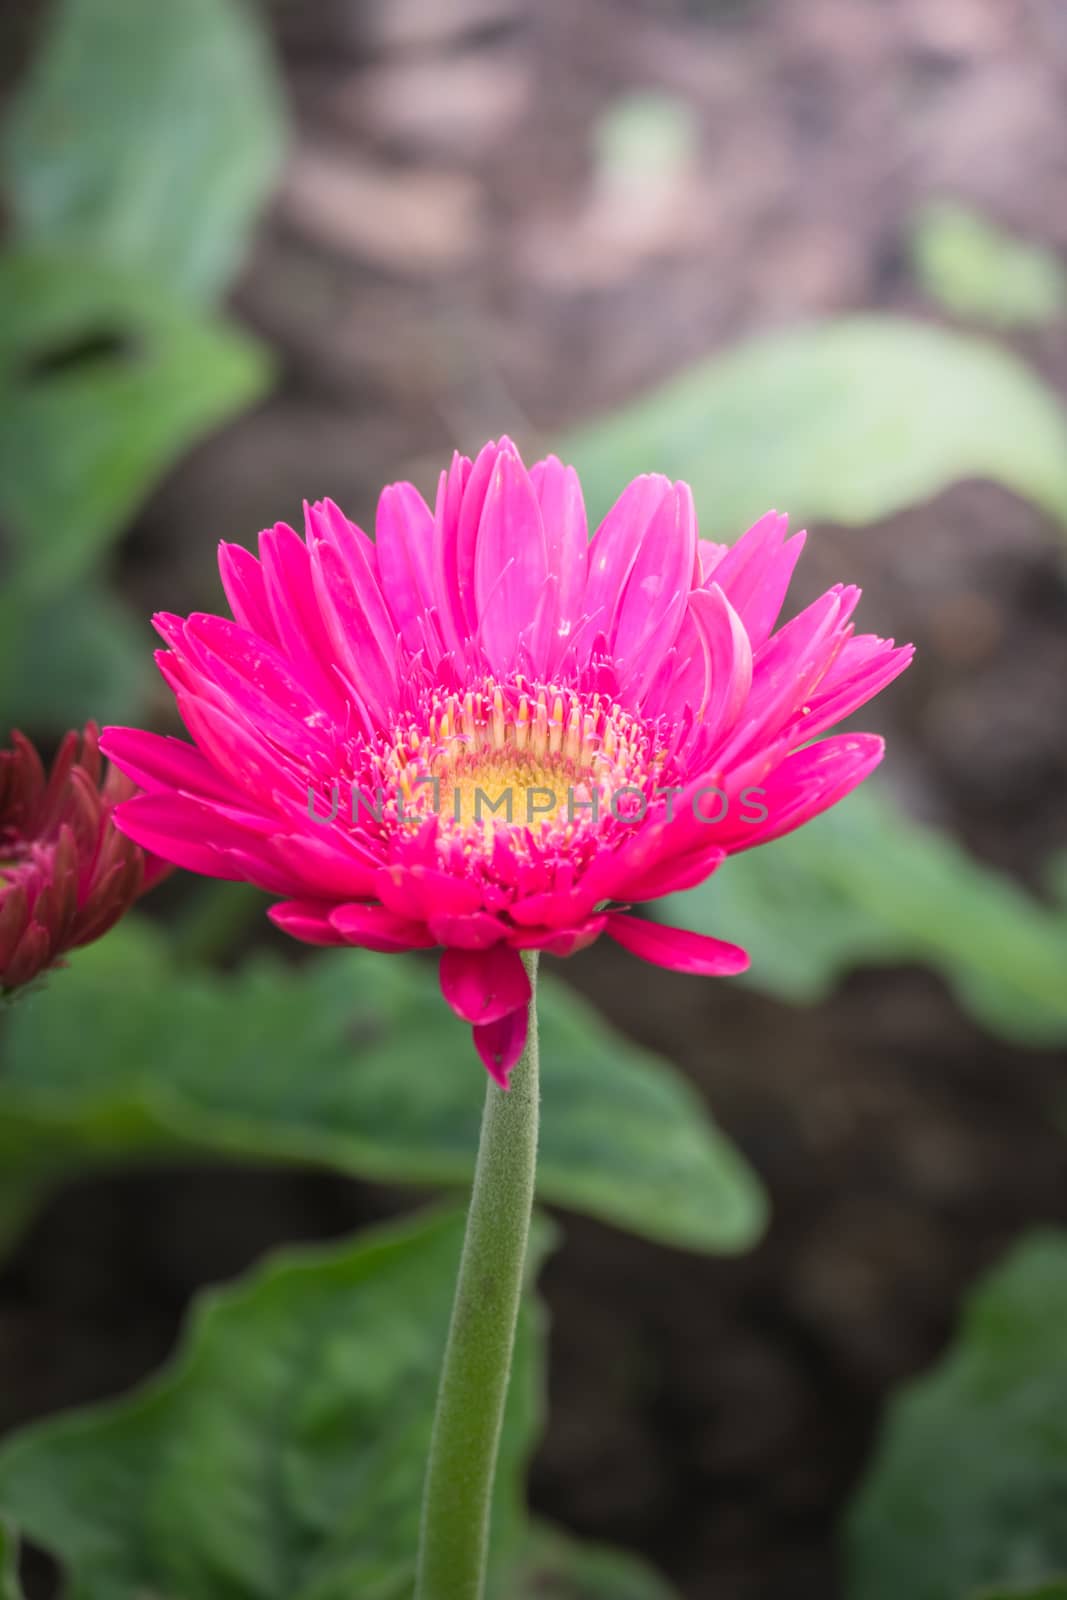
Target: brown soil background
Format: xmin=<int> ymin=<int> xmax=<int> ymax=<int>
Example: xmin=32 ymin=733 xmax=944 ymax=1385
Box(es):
xmin=3 ymin=2 xmax=1067 ymax=1596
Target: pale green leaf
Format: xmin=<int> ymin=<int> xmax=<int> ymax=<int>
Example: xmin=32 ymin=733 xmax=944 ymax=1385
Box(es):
xmin=912 ymin=203 xmax=1067 ymax=329
xmin=845 ymin=1231 xmax=1067 ymax=1600
xmin=0 ymin=1165 xmax=55 ymax=1264
xmin=0 ymin=251 xmax=271 ymax=605
xmin=974 ymin=1583 xmax=1067 ymax=1600
xmin=562 ymin=316 xmax=1067 ymax=531
xmin=3 ymin=0 xmax=285 ymax=301
xmin=0 ymin=1208 xmax=547 ymax=1600
xmin=0 ymin=921 xmax=766 ymax=1256
xmin=515 ymin=1523 xmax=681 ymax=1598
xmin=0 ymin=582 xmax=149 ymax=736
xmin=0 ymin=1520 xmax=24 ymax=1600
xmin=593 ymin=91 xmax=698 ymax=182
xmin=655 ymin=781 xmax=1067 ymax=1046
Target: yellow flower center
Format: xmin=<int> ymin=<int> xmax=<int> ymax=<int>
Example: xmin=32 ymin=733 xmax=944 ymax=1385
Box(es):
xmin=380 ymin=678 xmax=663 ymax=844
xmin=438 ymin=749 xmax=573 ymax=828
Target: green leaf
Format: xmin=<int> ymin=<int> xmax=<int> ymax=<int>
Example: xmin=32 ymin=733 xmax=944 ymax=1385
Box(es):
xmin=3 ymin=0 xmax=285 ymax=302
xmin=0 ymin=251 xmax=271 ymax=607
xmin=974 ymin=1584 xmax=1067 ymax=1600
xmin=0 ymin=1207 xmax=547 ymax=1600
xmin=0 ymin=1519 xmax=24 ymax=1600
xmin=654 ymin=781 xmax=1067 ymax=1047
xmin=515 ymin=1523 xmax=681 ymax=1599
xmin=0 ymin=582 xmax=149 ymax=736
xmin=0 ymin=1163 xmax=55 ymax=1263
xmin=912 ymin=203 xmax=1067 ymax=330
xmin=593 ymin=91 xmax=698 ymax=182
xmin=562 ymin=315 xmax=1067 ymax=531
xmin=845 ymin=1231 xmax=1067 ymax=1600
xmin=0 ymin=920 xmax=766 ymax=1256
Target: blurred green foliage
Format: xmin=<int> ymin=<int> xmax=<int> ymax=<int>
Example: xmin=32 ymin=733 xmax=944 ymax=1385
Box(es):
xmin=912 ymin=204 xmax=1067 ymax=330
xmin=563 ymin=315 xmax=1067 ymax=533
xmin=0 ymin=920 xmax=766 ymax=1259
xmin=0 ymin=1209 xmax=538 ymax=1599
xmin=8 ymin=584 xmax=152 ymax=730
xmin=654 ymin=782 xmax=1067 ymax=1046
xmin=0 ymin=0 xmax=284 ymax=734
xmin=2 ymin=0 xmax=285 ymax=302
xmin=0 ymin=1206 xmax=679 ymax=1600
xmin=0 ymin=253 xmax=270 ymax=725
xmin=518 ymin=1527 xmax=681 ymax=1599
xmin=846 ymin=1232 xmax=1067 ymax=1600
xmin=0 ymin=1522 xmax=21 ymax=1600
xmin=0 ymin=252 xmax=270 ymax=601
xmin=976 ymin=1586 xmax=1067 ymax=1600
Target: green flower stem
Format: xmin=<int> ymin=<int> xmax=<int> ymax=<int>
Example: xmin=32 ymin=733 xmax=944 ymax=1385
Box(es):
xmin=415 ymin=951 xmax=541 ymax=1600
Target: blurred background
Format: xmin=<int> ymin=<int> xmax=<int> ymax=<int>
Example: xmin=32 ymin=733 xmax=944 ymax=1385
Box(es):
xmin=2 ymin=1 xmax=1067 ymax=1596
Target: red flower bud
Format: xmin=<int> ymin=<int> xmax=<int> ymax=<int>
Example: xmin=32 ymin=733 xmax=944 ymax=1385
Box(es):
xmin=0 ymin=723 xmax=167 ymax=995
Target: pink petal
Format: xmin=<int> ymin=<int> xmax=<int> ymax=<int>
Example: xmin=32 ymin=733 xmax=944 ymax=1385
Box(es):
xmin=784 ymin=638 xmax=914 ymax=743
xmin=178 ymin=613 xmax=329 ymax=748
xmin=703 ymin=512 xmax=806 ymax=649
xmin=578 ymin=823 xmax=725 ymax=906
xmin=613 ymin=841 xmax=727 ymax=903
xmin=613 ymin=482 xmax=697 ymax=690
xmin=474 ymin=447 xmax=549 ymax=677
xmin=439 ymin=942 xmax=531 ymax=1024
xmin=431 ymin=449 xmax=474 ymax=655
xmin=687 ymin=583 xmax=753 ymax=749
xmin=696 ymin=540 xmax=729 ymax=582
xmin=718 ymin=586 xmax=857 ymax=766
xmin=213 ymin=846 xmax=299 ymax=898
xmin=259 ymin=522 xmax=347 ymax=713
xmin=529 ymin=455 xmax=589 ymax=670
xmin=606 ymin=912 xmax=750 ymax=975
xmin=270 ymin=832 xmax=381 ymax=900
xmin=428 ymin=910 xmax=508 ymax=949
xmin=114 ymin=788 xmax=295 ymax=895
xmin=456 ymin=441 xmax=506 ymax=629
xmin=100 ymin=727 xmax=238 ymax=804
xmin=583 ymin=474 xmax=673 ymax=641
xmin=269 ymin=900 xmax=346 ymax=945
xmin=153 ymin=643 xmax=202 ymax=701
xmin=508 ymin=885 xmax=602 ymax=928
xmin=650 ymin=607 xmax=706 ymax=720
xmin=175 ymin=690 xmax=305 ymax=804
xmin=376 ymin=482 xmax=440 ymax=655
xmin=506 ymin=915 xmax=608 ymax=956
xmin=431 ymin=439 xmax=504 ymax=653
xmin=111 ymin=793 xmax=254 ymax=881
xmin=329 ymin=901 xmax=436 ymax=951
xmin=307 ymin=499 xmax=399 ymax=723
xmin=472 ymin=1006 xmax=529 ymax=1086
xmin=217 ymin=542 xmax=279 ymax=644
xmin=376 ymin=864 xmax=485 ymax=921
xmin=724 ymin=732 xmax=886 ymax=851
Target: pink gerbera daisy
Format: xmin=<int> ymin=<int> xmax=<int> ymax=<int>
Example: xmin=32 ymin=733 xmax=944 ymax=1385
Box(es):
xmin=102 ymin=438 xmax=912 ymax=1081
